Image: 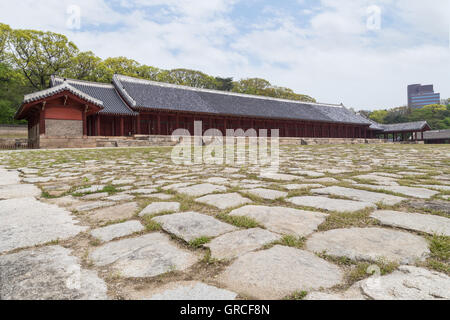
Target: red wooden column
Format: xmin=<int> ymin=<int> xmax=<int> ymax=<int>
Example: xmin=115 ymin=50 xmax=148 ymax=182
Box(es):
xmin=82 ymin=106 xmax=87 ymax=136
xmin=157 ymin=114 xmax=161 ymax=135
xmin=224 ymin=118 xmax=227 ymax=134
xmin=120 ymin=117 xmax=124 ymax=136
xmin=96 ymin=114 xmax=101 ymax=136
xmin=39 ymin=102 xmax=46 ymax=135
xmin=176 ymin=113 xmax=180 ymax=129
xmin=137 ymin=114 xmax=141 ymax=134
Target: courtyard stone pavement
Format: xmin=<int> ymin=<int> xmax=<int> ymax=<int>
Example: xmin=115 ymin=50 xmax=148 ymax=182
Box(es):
xmin=0 ymin=144 xmax=449 ymax=300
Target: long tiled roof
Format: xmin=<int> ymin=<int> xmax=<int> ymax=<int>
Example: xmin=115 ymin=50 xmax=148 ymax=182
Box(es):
xmin=113 ymin=75 xmax=371 ymax=125
xmin=423 ymin=129 xmax=450 ymax=140
xmin=378 ymin=121 xmax=429 ymax=132
xmin=51 ymin=76 xmax=137 ymax=116
xmin=357 ymin=115 xmax=430 ymax=133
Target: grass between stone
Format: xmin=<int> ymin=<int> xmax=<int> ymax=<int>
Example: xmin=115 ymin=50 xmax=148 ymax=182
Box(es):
xmin=189 ymin=237 xmax=212 ymax=248
xmin=216 ymin=213 xmax=262 ymax=229
xmin=317 ymin=208 xmax=379 ymax=231
xmin=318 ymin=253 xmax=399 ymax=287
xmin=424 ymin=235 xmax=450 ymax=274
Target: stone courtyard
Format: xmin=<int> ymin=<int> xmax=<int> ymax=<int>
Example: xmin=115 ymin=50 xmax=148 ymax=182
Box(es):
xmin=0 ymin=144 xmax=449 ymax=300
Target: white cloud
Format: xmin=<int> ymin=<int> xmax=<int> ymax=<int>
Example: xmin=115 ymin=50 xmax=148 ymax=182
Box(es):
xmin=0 ymin=0 xmax=448 ymax=110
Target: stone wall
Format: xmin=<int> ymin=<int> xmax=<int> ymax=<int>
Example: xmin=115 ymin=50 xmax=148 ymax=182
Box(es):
xmin=0 ymin=125 xmax=27 ymax=137
xmin=40 ymin=136 xmax=99 ymax=149
xmin=45 ymin=119 xmax=83 ymax=137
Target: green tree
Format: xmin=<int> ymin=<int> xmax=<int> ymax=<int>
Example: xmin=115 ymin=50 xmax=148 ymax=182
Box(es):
xmin=8 ymin=29 xmax=78 ymax=89
xmin=64 ymin=51 xmax=101 ymax=81
xmin=232 ymin=78 xmax=315 ymax=102
xmin=407 ymin=104 xmax=450 ymax=130
xmin=161 ymin=69 xmax=218 ymax=89
xmin=369 ymin=110 xmax=388 ymax=123
xmin=0 ymin=23 xmax=11 ymax=61
xmin=232 ymin=78 xmax=272 ymax=95
xmin=136 ymin=65 xmax=164 ymax=81
xmin=215 ymin=77 xmax=233 ymax=91
xmin=95 ymin=56 xmax=141 ymax=82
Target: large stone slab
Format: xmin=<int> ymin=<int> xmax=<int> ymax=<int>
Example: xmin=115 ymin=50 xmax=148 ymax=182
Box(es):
xmin=75 ymin=201 xmax=115 ymax=212
xmin=0 ymin=246 xmax=108 ymax=300
xmin=89 ymin=202 xmax=139 ymax=223
xmin=139 ymin=202 xmax=180 ymax=217
xmin=0 ymin=168 xmax=20 ymax=185
xmin=90 ymin=221 xmax=145 ymax=242
xmin=229 ymin=205 xmax=327 ymax=237
xmin=141 ymin=281 xmax=237 ymax=300
xmin=22 ymin=176 xmax=56 ymax=183
xmin=354 ymin=174 xmax=398 ymax=186
xmin=291 ymin=170 xmax=325 ymax=178
xmin=0 ymin=197 xmax=87 ymax=253
xmin=206 ymin=228 xmax=282 ymax=260
xmin=196 ymin=193 xmax=252 ymax=210
xmin=418 ymin=185 xmax=450 ymax=192
xmin=306 ymin=228 xmax=430 ymax=264
xmin=245 ymin=188 xmax=288 ymax=200
xmin=312 ymin=186 xmax=406 ymax=206
xmin=259 ymin=172 xmax=300 ymax=181
xmin=408 ymin=200 xmax=450 ymax=215
xmin=377 ymin=186 xmax=440 ymax=199
xmin=218 ymin=245 xmax=343 ymax=299
xmin=89 ymin=233 xmax=199 ymax=278
xmin=153 ymin=212 xmax=237 ymax=242
xmin=306 ymin=284 xmax=366 ymax=300
xmin=283 ymin=184 xmax=322 ymax=191
xmin=0 ymin=184 xmax=41 ymax=200
xmin=176 ymin=183 xmax=227 ymax=197
xmin=360 ymin=266 xmax=450 ymax=300
xmin=130 ymin=188 xmax=158 ymax=195
xmin=106 ymin=194 xmax=135 ymax=202
xmin=287 ymin=196 xmax=376 ymax=212
xmin=75 ymin=185 xmax=105 ymax=194
xmin=371 ymin=210 xmax=450 ymax=236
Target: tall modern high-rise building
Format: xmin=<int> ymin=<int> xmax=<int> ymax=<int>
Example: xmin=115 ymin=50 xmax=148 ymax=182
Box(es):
xmin=408 ymin=84 xmax=440 ymax=109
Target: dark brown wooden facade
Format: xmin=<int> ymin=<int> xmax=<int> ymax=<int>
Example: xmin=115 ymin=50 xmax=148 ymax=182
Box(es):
xmin=85 ymin=111 xmax=374 ymax=139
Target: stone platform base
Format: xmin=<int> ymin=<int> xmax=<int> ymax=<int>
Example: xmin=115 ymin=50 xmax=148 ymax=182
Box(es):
xmin=35 ymin=135 xmax=387 ymax=149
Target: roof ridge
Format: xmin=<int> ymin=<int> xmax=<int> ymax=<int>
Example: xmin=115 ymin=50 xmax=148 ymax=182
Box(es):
xmin=113 ymin=74 xmax=344 ymax=108
xmin=52 ymin=76 xmax=115 ymax=88
xmin=112 ymin=75 xmax=137 ymax=107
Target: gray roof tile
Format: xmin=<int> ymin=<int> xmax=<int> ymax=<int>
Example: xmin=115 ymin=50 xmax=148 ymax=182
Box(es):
xmin=51 ymin=76 xmax=137 ymax=116
xmin=378 ymin=121 xmax=429 ymax=132
xmin=423 ymin=129 xmax=450 ymax=140
xmin=113 ymin=75 xmax=371 ymax=125
xmin=23 ymin=82 xmax=104 ymax=107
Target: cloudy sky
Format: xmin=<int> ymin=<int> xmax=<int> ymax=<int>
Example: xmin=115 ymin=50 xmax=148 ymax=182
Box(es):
xmin=0 ymin=0 xmax=449 ymax=110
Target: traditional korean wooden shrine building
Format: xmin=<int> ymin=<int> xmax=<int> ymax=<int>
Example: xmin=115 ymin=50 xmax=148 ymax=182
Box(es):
xmin=14 ymin=75 xmax=430 ymax=148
